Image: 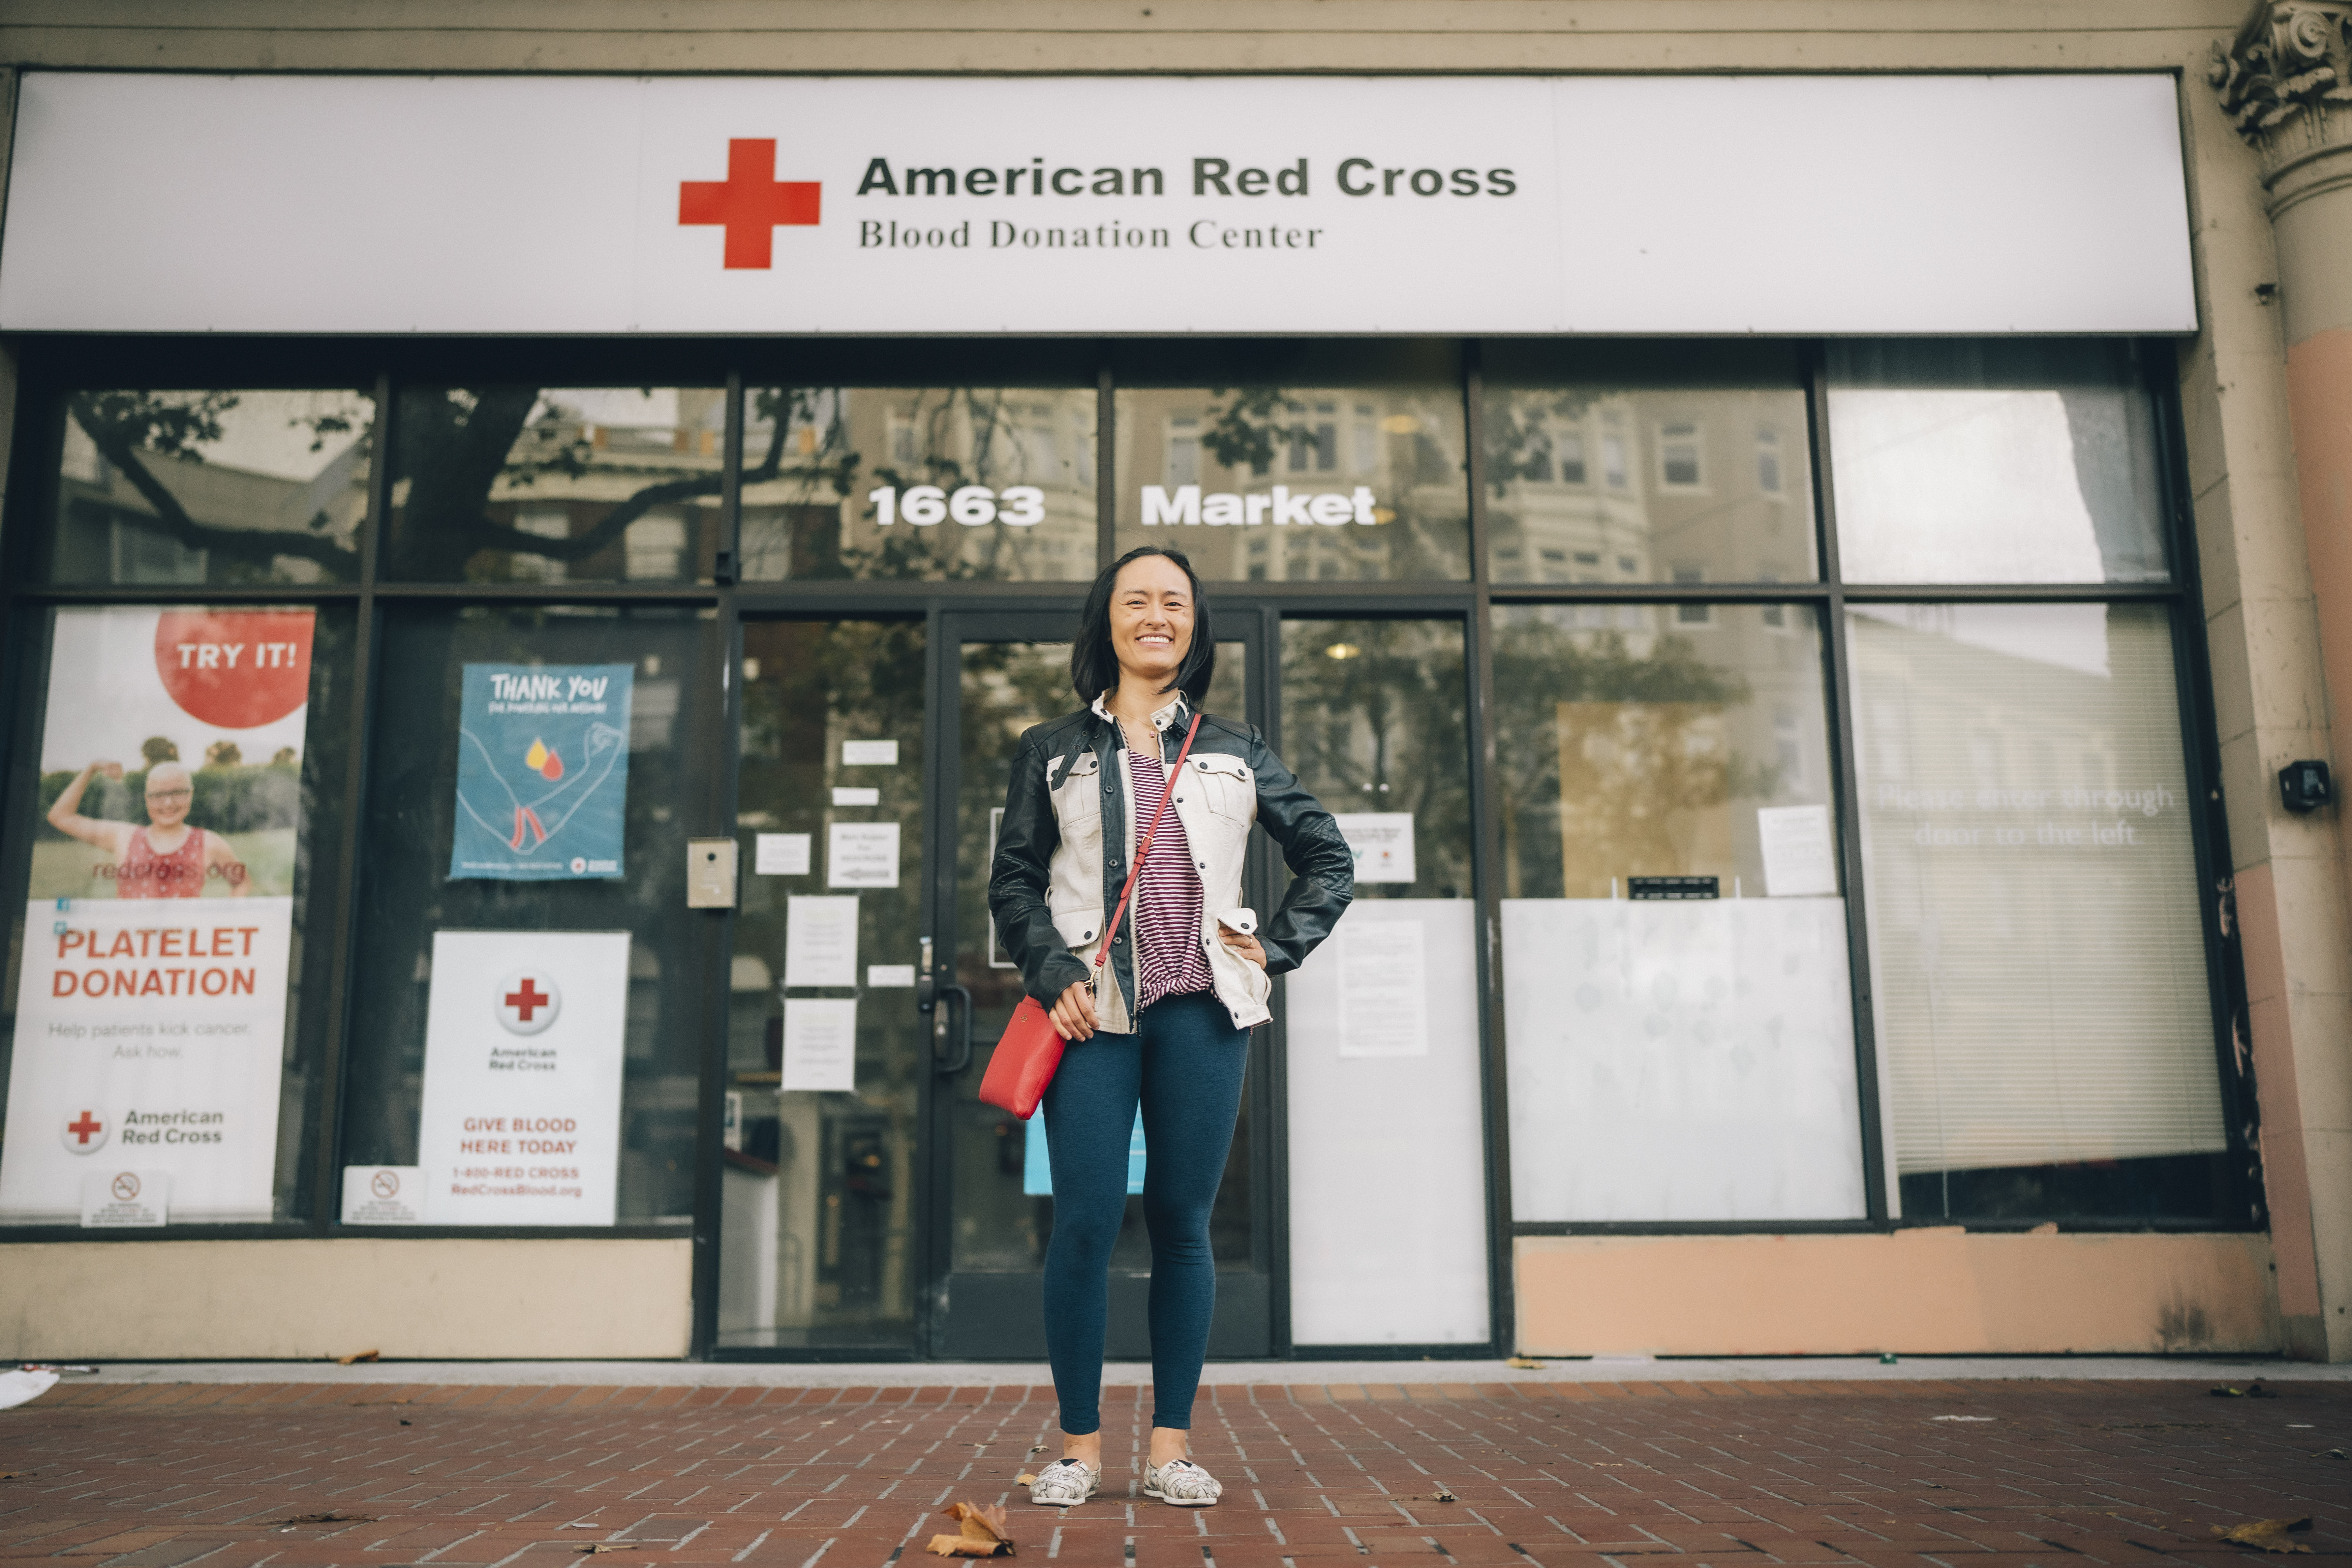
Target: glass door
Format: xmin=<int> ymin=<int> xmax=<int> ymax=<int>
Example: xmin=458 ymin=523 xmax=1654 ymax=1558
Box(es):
xmin=927 ymin=611 xmax=1272 ymax=1360
xmin=718 ymin=619 xmax=930 ymax=1351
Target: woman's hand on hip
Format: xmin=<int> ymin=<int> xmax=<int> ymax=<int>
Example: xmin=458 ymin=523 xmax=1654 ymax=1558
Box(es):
xmin=1219 ymin=929 xmax=1268 ymax=969
xmin=1050 ymin=978 xmax=1099 ymax=1041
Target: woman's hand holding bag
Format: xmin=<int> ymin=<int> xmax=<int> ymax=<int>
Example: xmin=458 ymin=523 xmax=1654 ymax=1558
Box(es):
xmin=977 ymin=714 xmax=1203 ymax=1119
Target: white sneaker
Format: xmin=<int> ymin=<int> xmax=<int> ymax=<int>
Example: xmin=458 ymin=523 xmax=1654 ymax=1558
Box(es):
xmin=1027 ymin=1458 xmax=1100 ymax=1506
xmin=1142 ymin=1457 xmax=1222 ymax=1507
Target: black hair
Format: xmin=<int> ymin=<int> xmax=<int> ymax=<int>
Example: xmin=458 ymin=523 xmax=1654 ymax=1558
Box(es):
xmin=1070 ymin=545 xmax=1216 ymax=706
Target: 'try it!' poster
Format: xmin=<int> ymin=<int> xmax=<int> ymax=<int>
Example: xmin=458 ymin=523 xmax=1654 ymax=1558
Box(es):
xmin=450 ymin=663 xmax=633 ymax=880
xmin=0 ymin=607 xmax=312 ymax=1225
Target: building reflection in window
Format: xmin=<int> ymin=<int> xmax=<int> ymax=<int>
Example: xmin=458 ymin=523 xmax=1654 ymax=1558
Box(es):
xmin=51 ymin=388 xmax=375 ymax=586
xmin=386 ymin=387 xmax=724 ymax=584
xmin=1483 ymin=376 xmax=1816 ymax=586
xmin=1114 ymin=384 xmax=1470 ymax=581
xmin=737 ymin=387 xmax=1097 ymax=582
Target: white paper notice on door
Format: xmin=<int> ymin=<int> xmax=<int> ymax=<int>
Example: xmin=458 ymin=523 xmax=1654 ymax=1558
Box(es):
xmin=828 ymin=821 xmax=900 ymax=888
xmin=755 ymin=832 xmax=811 ymax=876
xmin=841 ymin=740 xmax=899 ymax=766
xmin=1758 ymin=804 xmax=1839 ymax=897
xmin=1336 ymin=919 xmax=1429 ymax=1058
xmin=784 ymin=895 xmax=860 ymax=988
xmin=782 ymin=998 xmax=860 ymax=1092
xmin=1333 ymin=813 xmax=1416 ymax=884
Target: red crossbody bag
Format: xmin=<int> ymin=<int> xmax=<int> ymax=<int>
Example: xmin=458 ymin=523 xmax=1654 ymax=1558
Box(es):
xmin=978 ymin=712 xmax=1204 ymax=1119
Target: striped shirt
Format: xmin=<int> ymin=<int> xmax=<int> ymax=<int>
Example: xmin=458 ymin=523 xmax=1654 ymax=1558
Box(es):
xmin=1125 ymin=749 xmax=1215 ymax=1010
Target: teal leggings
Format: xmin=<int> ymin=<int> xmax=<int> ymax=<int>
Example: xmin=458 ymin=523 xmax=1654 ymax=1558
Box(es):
xmin=1039 ymin=991 xmax=1250 ymax=1435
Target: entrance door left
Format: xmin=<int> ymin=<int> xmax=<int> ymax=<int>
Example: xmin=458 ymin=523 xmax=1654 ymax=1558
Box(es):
xmin=719 ymin=619 xmax=930 ymax=1351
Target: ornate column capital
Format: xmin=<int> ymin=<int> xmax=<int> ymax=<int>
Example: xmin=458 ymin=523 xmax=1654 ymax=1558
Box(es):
xmin=2211 ymin=2 xmax=2352 ymax=180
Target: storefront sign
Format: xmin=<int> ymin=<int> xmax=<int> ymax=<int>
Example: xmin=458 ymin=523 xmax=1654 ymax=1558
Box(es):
xmin=415 ymin=930 xmax=630 ymax=1225
xmin=450 ymin=663 xmax=633 ymax=881
xmin=0 ymin=73 xmax=2195 ymax=335
xmin=0 ymin=606 xmax=311 ymax=1226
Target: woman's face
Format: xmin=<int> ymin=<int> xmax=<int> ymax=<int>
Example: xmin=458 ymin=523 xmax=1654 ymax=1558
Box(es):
xmin=1109 ymin=554 xmax=1196 ymax=691
xmin=145 ymin=765 xmax=193 ymax=829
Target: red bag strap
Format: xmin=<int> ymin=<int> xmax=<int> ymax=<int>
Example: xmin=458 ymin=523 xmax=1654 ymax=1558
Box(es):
xmin=1094 ymin=710 xmax=1204 ymax=972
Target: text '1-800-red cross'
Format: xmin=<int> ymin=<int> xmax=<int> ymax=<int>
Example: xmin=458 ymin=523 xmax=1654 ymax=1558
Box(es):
xmin=679 ymin=139 xmax=822 ymax=269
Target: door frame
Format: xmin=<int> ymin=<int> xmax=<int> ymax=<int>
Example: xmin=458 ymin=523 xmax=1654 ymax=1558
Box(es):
xmin=920 ymin=605 xmax=1279 ymax=1360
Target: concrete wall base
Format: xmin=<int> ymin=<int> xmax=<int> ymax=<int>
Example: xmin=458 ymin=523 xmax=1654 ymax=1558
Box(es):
xmin=0 ymin=1239 xmax=695 ymax=1361
xmin=1515 ymin=1230 xmax=2281 ymax=1357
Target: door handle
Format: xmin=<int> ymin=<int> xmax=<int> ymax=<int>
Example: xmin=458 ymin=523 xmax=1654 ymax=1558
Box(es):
xmin=933 ymin=983 xmax=973 ymax=1076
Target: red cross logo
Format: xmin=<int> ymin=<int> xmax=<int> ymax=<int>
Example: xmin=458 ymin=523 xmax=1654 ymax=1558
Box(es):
xmin=679 ymin=139 xmax=821 ymax=269
xmin=505 ymin=978 xmax=549 ymax=1021
xmin=61 ymin=1109 xmax=108 ymax=1155
xmin=495 ymin=969 xmax=562 ymax=1036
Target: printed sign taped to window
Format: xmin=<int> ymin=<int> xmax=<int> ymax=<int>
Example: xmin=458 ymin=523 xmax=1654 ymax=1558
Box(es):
xmin=450 ymin=662 xmax=633 ymax=881
xmin=416 ymin=930 xmax=630 ymax=1225
xmin=0 ymin=606 xmax=312 ymax=1225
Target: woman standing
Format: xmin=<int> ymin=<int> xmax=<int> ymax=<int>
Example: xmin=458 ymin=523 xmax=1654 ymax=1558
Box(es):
xmin=990 ymin=545 xmax=1353 ymax=1508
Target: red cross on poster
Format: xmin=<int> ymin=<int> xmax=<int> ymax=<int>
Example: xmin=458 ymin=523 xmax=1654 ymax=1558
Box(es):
xmin=677 ymin=138 xmax=820 ymax=269
xmin=408 ymin=930 xmax=630 ymax=1225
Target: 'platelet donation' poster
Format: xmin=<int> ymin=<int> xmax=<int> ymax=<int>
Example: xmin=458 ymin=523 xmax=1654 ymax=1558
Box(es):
xmin=449 ymin=663 xmax=633 ymax=881
xmin=0 ymin=606 xmax=312 ymax=1225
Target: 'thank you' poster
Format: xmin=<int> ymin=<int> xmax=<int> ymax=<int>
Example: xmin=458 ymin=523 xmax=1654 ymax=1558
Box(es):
xmin=450 ymin=663 xmax=633 ymax=880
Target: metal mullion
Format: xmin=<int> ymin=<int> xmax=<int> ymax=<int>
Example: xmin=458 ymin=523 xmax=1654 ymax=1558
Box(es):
xmin=366 ymin=581 xmax=725 ymax=604
xmin=1097 ymin=350 xmax=1116 ymax=573
xmin=23 ymin=585 xmax=363 ymax=606
xmin=1810 ymin=347 xmax=1890 ymax=1225
xmin=1255 ymin=602 xmax=1292 ymax=1356
xmin=689 ymin=537 xmax=744 ymax=1362
xmin=1837 ymin=581 xmax=2182 ymax=604
xmin=719 ymin=370 xmax=745 ymax=581
xmin=1463 ymin=342 xmax=1513 ymax=1357
xmin=2143 ymin=338 xmax=2259 ymax=1230
xmin=1486 ymin=582 xmax=1837 ymax=604
xmin=732 ymin=580 xmax=1092 ymax=612
xmin=918 ymin=599 xmax=953 ymax=1357
xmin=312 ymin=371 xmax=392 ymax=1235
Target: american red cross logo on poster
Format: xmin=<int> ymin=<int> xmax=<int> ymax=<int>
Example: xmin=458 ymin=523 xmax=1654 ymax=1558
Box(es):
xmin=60 ymin=1109 xmax=109 ymax=1154
xmin=495 ymin=969 xmax=562 ymax=1037
xmin=679 ymin=139 xmax=821 ymax=269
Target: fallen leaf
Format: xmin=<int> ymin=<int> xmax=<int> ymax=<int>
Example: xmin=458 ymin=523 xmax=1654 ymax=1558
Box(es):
xmin=335 ymin=1349 xmax=379 ymax=1366
xmin=2212 ymin=1517 xmax=2312 ymax=1553
xmin=350 ymin=1398 xmax=411 ymax=1406
xmin=1505 ymin=1357 xmax=1544 ymax=1370
xmin=2209 ymin=1381 xmax=2279 ymax=1399
xmin=577 ymin=1545 xmax=637 ymax=1555
xmin=0 ymin=1471 xmax=28 ymax=1481
xmin=270 ymin=1512 xmax=378 ymax=1526
xmin=2324 ymin=1449 xmax=2348 ymax=1461
xmin=1393 ymin=1485 xmax=1458 ymax=1503
xmin=1028 ymin=1445 xmax=1048 ymax=1454
xmin=927 ymin=1501 xmax=1014 ymax=1557
xmin=1014 ymin=1472 xmax=1038 ymax=1486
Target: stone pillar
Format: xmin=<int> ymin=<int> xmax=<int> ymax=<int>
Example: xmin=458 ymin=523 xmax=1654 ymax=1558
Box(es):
xmin=2213 ymin=1 xmax=2352 ymax=1361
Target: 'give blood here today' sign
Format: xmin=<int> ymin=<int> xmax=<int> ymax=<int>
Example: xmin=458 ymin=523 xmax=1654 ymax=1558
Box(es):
xmin=411 ymin=929 xmax=630 ymax=1225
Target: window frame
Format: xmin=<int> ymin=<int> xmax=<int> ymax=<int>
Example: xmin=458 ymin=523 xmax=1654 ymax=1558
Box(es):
xmin=0 ymin=336 xmax=2257 ymax=1377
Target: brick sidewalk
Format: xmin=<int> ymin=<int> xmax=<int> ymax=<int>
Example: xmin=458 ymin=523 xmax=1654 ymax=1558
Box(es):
xmin=3 ymin=1379 xmax=2347 ymax=1567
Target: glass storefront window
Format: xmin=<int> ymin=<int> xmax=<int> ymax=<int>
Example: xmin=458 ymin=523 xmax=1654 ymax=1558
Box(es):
xmin=723 ymin=619 xmax=927 ymax=1348
xmin=738 ymin=387 xmax=1097 ymax=582
xmin=1848 ymin=603 xmax=2225 ymax=1220
xmin=385 ymin=387 xmax=725 ymax=583
xmin=1114 ymin=381 xmax=1470 ymax=581
xmin=1827 ymin=341 xmax=2170 ymax=585
xmin=0 ymin=604 xmax=355 ymax=1225
xmin=49 ymin=389 xmax=374 ymax=586
xmin=1483 ymin=364 xmax=1818 ymax=586
xmin=1279 ymin=619 xmax=1489 ymax=1345
xmin=1494 ymin=603 xmax=1866 ymax=1222
xmin=337 ymin=606 xmax=712 ymax=1225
